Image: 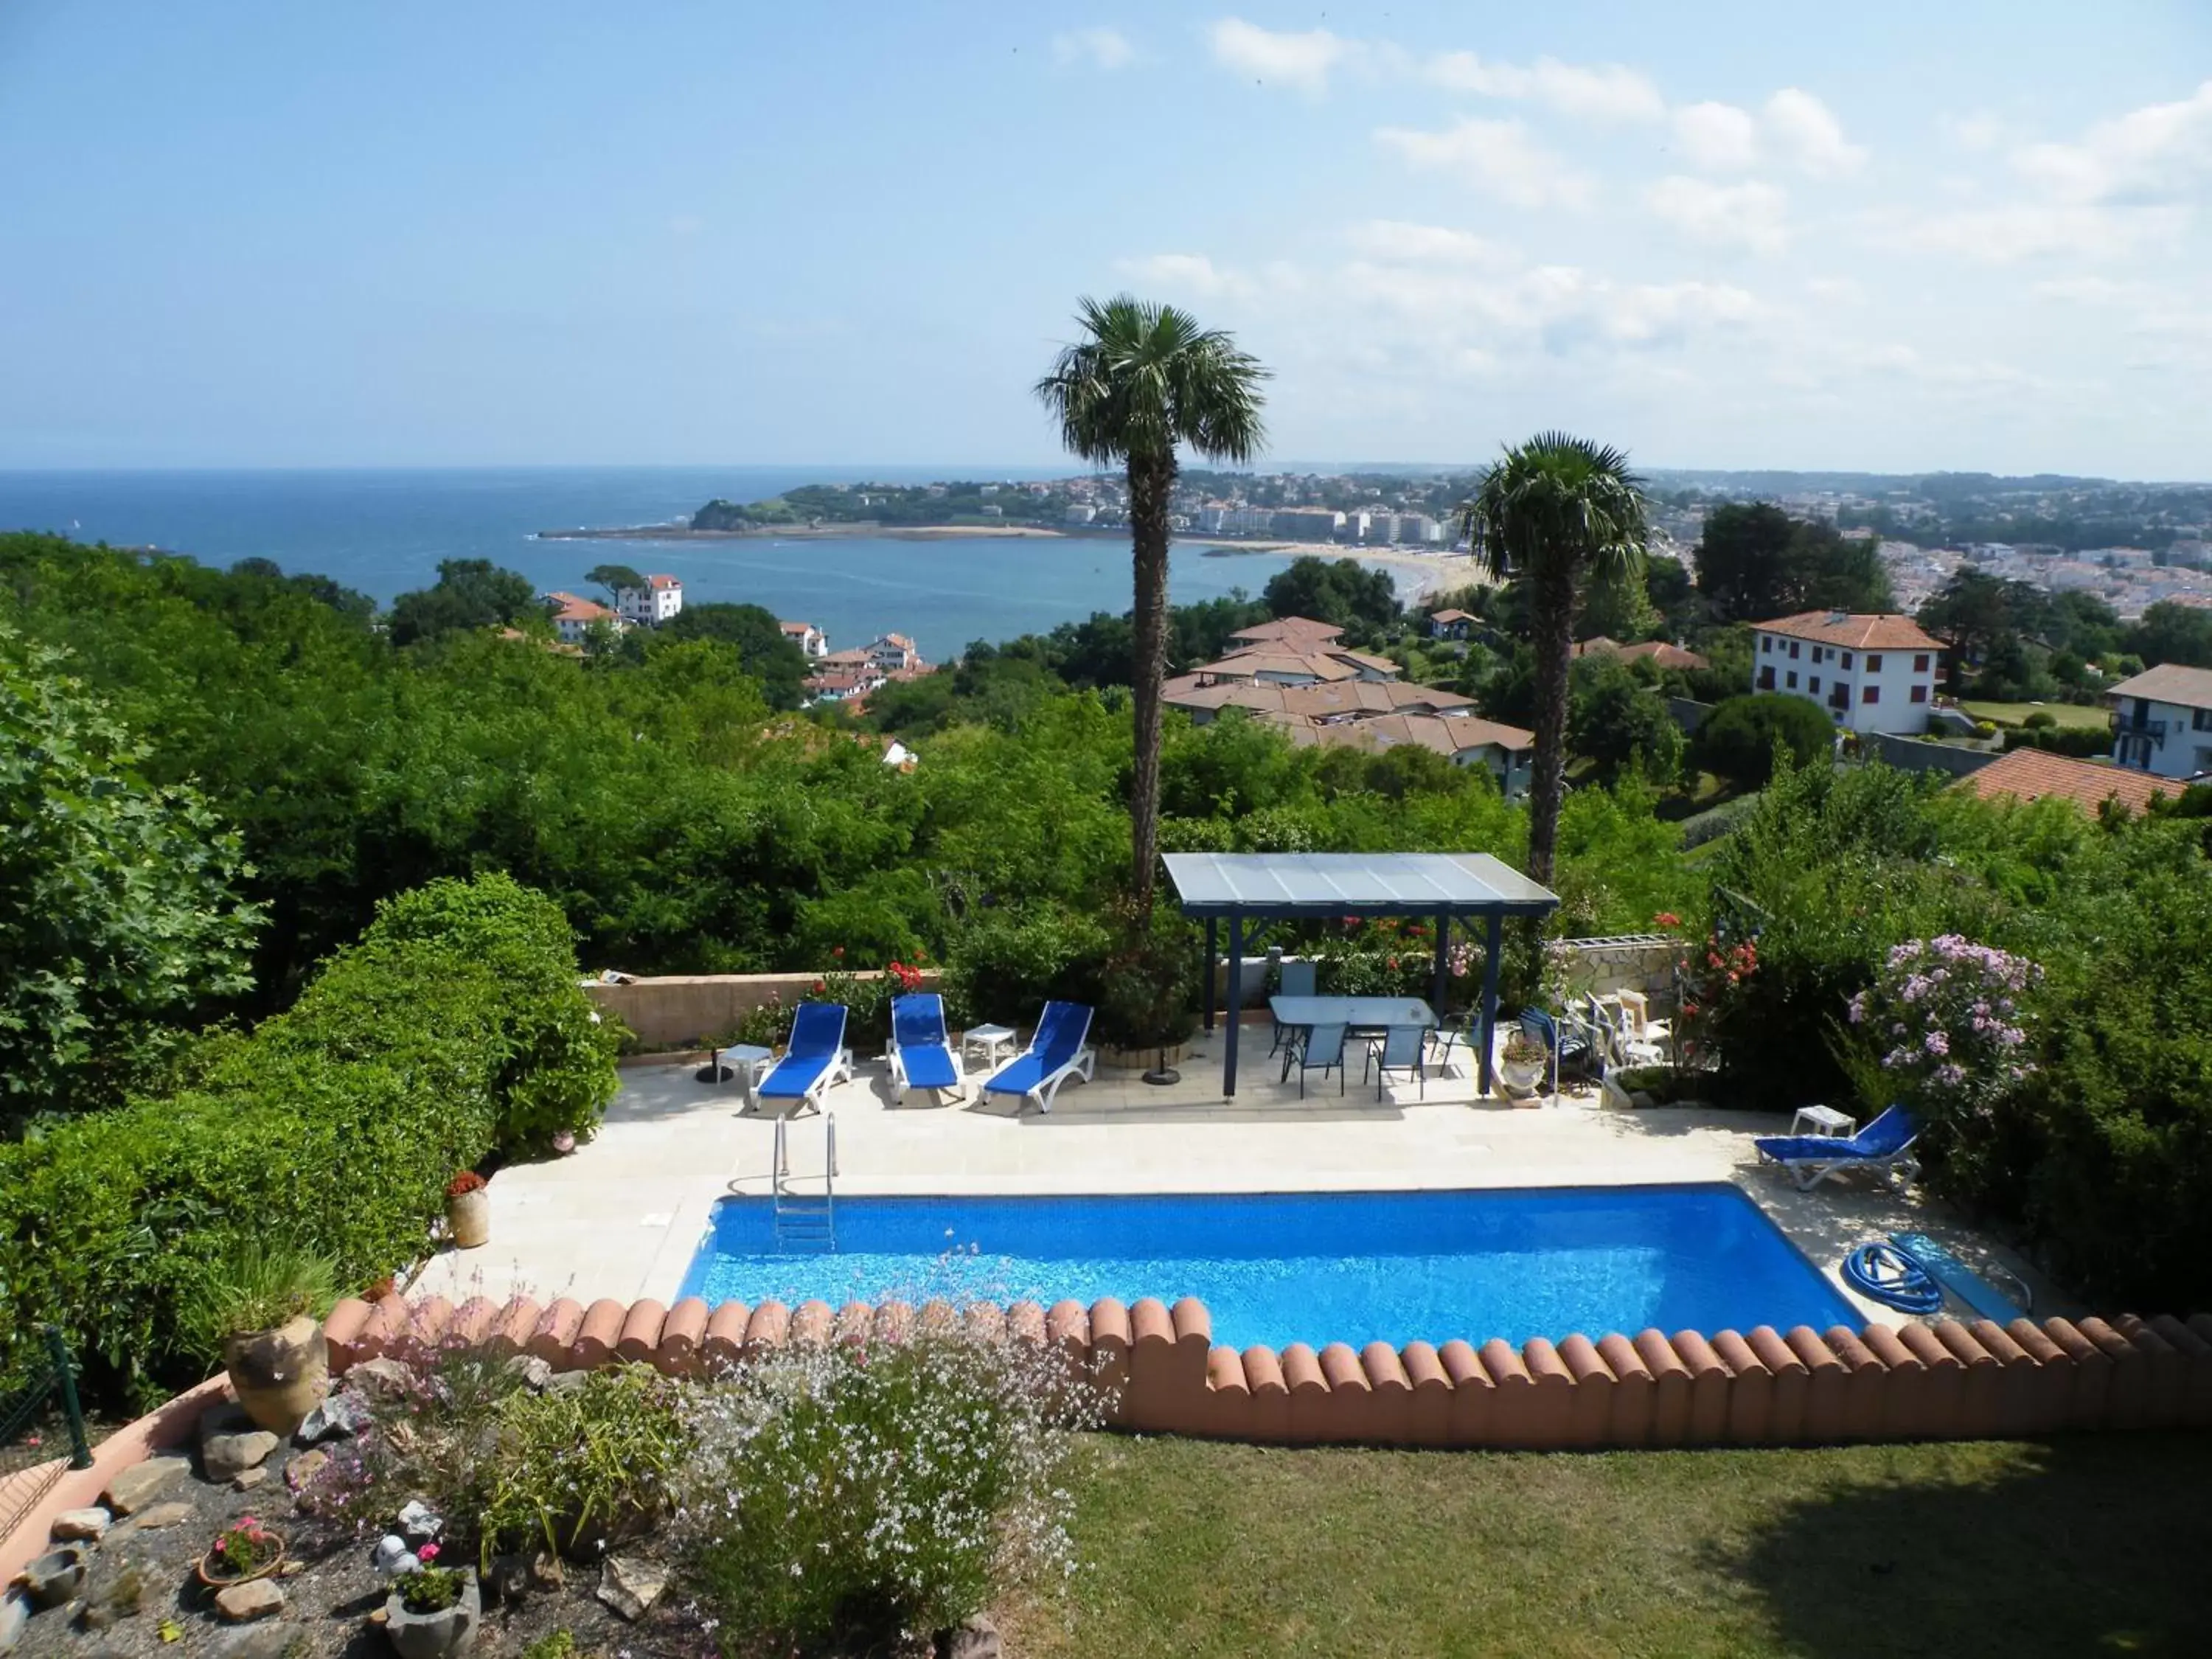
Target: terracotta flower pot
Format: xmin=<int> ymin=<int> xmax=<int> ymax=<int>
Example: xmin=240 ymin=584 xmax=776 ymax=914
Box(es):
xmin=223 ymin=1315 xmax=329 ymax=1435
xmin=195 ymin=1530 xmax=288 ymax=1589
xmin=447 ymin=1188 xmax=491 ymax=1250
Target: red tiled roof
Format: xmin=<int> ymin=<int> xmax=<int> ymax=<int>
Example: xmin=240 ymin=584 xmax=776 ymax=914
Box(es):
xmin=779 ymin=620 xmax=818 ymax=635
xmin=1618 ymin=641 xmax=1710 ymax=671
xmin=647 ymin=574 xmax=681 ymax=588
xmin=1957 ymin=749 xmax=2177 ymax=816
xmin=546 ymin=592 xmax=613 ymax=622
xmin=1428 ymin=608 xmax=1477 ymax=623
xmin=1753 ymin=612 xmax=1945 ymax=651
xmin=1227 ymin=616 xmax=1344 ymax=646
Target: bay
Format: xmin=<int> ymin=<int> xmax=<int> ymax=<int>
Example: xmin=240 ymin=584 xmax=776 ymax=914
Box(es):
xmin=0 ymin=465 xmax=1314 ymax=662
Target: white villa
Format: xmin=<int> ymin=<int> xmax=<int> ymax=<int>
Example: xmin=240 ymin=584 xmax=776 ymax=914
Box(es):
xmin=1750 ymin=611 xmax=1944 ymax=734
xmin=546 ymin=591 xmax=621 ymax=644
xmin=779 ymin=620 xmax=830 ymax=659
xmin=614 ymin=574 xmax=683 ymax=627
xmin=2107 ymin=662 xmax=2212 ymax=782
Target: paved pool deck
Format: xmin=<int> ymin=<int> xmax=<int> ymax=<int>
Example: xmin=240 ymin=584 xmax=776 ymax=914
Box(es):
xmin=412 ymin=1033 xmax=2057 ymax=1329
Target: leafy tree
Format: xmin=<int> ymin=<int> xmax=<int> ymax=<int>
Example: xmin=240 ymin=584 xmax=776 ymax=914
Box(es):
xmin=1691 ymin=692 xmax=1836 ymax=789
xmin=386 ymin=557 xmax=538 ymax=646
xmin=1694 ymin=504 xmax=1894 ymax=623
xmin=654 ymin=602 xmax=810 ymax=707
xmin=2126 ymin=600 xmax=2212 ymax=669
xmin=1568 ymin=655 xmax=1686 ymax=787
xmin=0 ymin=628 xmax=264 ymax=1120
xmin=1259 ymin=557 xmax=1401 ymax=638
xmin=585 ymin=563 xmax=647 ymax=606
xmin=1035 ymin=294 xmax=1270 ymax=908
xmin=1456 ymin=434 xmax=1649 ymax=884
xmin=1578 ymin=563 xmax=1661 ymax=644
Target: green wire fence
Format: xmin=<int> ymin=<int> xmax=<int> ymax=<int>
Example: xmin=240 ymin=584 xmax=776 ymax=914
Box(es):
xmin=0 ymin=1328 xmax=94 ymax=1543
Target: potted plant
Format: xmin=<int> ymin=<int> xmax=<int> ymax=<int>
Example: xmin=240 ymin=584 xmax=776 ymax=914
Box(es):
xmin=445 ymin=1170 xmax=490 ymax=1250
xmin=195 ymin=1515 xmax=287 ymax=1589
xmin=1498 ymin=1029 xmax=1548 ymax=1098
xmin=183 ymin=1239 xmax=338 ymax=1435
xmin=385 ymin=1548 xmax=480 ymax=1659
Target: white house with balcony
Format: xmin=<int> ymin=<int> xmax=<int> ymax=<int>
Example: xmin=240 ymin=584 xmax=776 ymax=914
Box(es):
xmin=2107 ymin=662 xmax=2212 ymax=781
xmin=1750 ymin=611 xmax=1943 ymax=734
xmin=779 ymin=619 xmax=829 ymax=659
xmin=613 ymin=574 xmax=683 ymax=626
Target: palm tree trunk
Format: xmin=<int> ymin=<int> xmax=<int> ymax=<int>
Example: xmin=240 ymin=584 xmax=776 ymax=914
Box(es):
xmin=1126 ymin=449 xmax=1177 ymax=909
xmin=1526 ymin=567 xmax=1576 ymax=886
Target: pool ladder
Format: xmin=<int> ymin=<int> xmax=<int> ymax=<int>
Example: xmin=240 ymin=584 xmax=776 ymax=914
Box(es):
xmin=771 ymin=1113 xmax=837 ymax=1252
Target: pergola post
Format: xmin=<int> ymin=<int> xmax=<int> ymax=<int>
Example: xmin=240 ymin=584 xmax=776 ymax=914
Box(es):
xmin=1477 ymin=911 xmax=1504 ymax=1096
xmin=1203 ymin=916 xmax=1217 ymax=1033
xmin=1224 ymin=911 xmax=1243 ymax=1097
xmin=1430 ymin=911 xmax=1450 ymax=1016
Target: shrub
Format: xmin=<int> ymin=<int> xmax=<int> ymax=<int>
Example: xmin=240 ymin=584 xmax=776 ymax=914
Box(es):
xmin=1073 ymin=900 xmax=1199 ymax=1051
xmin=677 ymin=1332 xmax=1105 ymax=1655
xmin=2002 ymin=723 xmax=2113 ymax=759
xmin=1691 ymin=694 xmax=1836 ymax=789
xmin=480 ymin=1365 xmax=692 ymax=1560
xmin=0 ymin=874 xmax=619 ymax=1399
xmin=939 ymin=903 xmax=1109 ymax=1029
xmin=2022 ymin=710 xmax=2057 ymax=730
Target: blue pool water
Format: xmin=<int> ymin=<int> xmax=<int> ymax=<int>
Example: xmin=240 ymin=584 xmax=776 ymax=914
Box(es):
xmin=676 ymin=1186 xmax=1854 ymax=1351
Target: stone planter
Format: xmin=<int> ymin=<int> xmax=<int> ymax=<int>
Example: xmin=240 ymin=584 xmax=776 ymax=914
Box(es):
xmin=446 ymin=1189 xmax=491 ymax=1250
xmin=1498 ymin=1054 xmax=1545 ymax=1096
xmin=223 ymin=1315 xmax=329 ymax=1436
xmin=1601 ymin=1072 xmax=1635 ymax=1111
xmin=385 ymin=1570 xmax=481 ymax=1659
xmin=1095 ymin=1037 xmax=1197 ymax=1074
xmin=195 ymin=1530 xmax=288 ymax=1590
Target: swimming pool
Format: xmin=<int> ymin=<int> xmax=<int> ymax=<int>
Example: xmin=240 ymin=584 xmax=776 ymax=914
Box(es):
xmin=676 ymin=1185 xmax=1854 ymax=1350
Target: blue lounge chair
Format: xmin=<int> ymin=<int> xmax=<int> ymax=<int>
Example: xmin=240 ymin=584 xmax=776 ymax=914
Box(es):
xmin=1519 ymin=1007 xmax=1593 ymax=1098
xmin=1754 ymin=1105 xmax=1920 ymax=1192
xmin=754 ymin=1002 xmax=852 ymax=1116
xmin=886 ymin=993 xmax=964 ymax=1105
xmin=1891 ymin=1231 xmax=2032 ymax=1321
xmin=978 ymin=1001 xmax=1096 ymax=1113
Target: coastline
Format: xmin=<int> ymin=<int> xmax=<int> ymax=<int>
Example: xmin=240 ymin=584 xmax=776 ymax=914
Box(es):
xmin=535 ymin=522 xmax=1071 ymax=543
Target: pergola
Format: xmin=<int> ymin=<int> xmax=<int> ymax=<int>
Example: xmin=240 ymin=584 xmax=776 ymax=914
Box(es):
xmin=1161 ymin=851 xmax=1561 ymax=1097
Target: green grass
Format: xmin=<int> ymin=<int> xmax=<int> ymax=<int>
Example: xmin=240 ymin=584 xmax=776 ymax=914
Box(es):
xmin=1960 ymin=700 xmax=2112 ymax=731
xmin=1004 ymin=1433 xmax=2211 ymax=1658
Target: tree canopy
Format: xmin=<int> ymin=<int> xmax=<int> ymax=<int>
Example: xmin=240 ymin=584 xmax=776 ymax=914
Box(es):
xmin=1259 ymin=556 xmax=1401 ymax=638
xmin=386 ymin=557 xmax=540 ymax=645
xmin=1693 ymin=504 xmax=1895 ymax=623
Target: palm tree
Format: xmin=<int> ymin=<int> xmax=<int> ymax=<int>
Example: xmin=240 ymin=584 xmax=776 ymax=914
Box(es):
xmin=1037 ymin=296 xmax=1269 ymax=908
xmin=1456 ymin=433 xmax=1649 ymax=884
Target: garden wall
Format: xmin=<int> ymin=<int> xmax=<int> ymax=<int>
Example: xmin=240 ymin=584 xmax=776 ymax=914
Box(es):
xmin=319 ymin=1293 xmax=2212 ymax=1450
xmin=588 ymin=969 xmax=943 ymax=1051
xmin=1863 ymin=732 xmax=1997 ymax=779
xmin=1555 ymin=935 xmax=1680 ymax=998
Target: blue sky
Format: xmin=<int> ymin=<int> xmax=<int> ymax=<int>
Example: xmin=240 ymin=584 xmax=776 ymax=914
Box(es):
xmin=2 ymin=1 xmax=2208 ymax=475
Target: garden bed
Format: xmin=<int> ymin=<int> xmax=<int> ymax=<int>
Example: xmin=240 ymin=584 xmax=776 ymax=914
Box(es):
xmin=1600 ymin=1065 xmax=1719 ymax=1110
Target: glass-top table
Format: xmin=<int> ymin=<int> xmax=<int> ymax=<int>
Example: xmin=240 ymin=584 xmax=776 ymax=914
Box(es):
xmin=1268 ymin=995 xmax=1437 ymax=1032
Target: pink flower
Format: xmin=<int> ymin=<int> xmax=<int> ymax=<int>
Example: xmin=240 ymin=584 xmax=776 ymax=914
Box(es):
xmin=417 ymin=1543 xmax=440 ymax=1563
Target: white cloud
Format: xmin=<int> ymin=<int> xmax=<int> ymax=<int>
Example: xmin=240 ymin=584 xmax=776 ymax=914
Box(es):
xmin=1645 ymin=175 xmax=1791 ymax=254
xmin=1373 ymin=116 xmax=1593 ymax=208
xmin=1805 ymin=276 xmax=1865 ymax=305
xmin=1425 ymin=52 xmax=1665 ymax=122
xmin=1764 ymin=88 xmax=1867 ymax=177
xmin=2031 ymin=276 xmax=2137 ymax=304
xmin=1112 ymin=252 xmax=1255 ymax=299
xmin=1208 ymin=17 xmax=1355 ymax=95
xmin=1052 ymin=27 xmax=1134 ymax=72
xmin=1897 ymin=199 xmax=2186 ymax=262
xmin=2013 ymin=78 xmax=2212 ymax=204
xmin=1672 ymin=92 xmax=1865 ymax=175
xmin=1345 ymin=220 xmax=1514 ymax=265
xmin=1944 ymin=111 xmax=2011 ymax=153
xmin=1672 ymin=101 xmax=1761 ymax=170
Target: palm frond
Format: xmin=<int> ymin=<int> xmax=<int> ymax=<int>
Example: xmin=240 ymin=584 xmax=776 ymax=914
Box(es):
xmin=1034 ymin=294 xmax=1269 ymax=466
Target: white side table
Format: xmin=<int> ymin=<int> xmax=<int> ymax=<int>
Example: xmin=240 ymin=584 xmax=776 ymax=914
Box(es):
xmin=962 ymin=1023 xmax=1018 ymax=1070
xmin=715 ymin=1043 xmax=775 ymax=1107
xmin=1790 ymin=1104 xmax=1856 ymax=1138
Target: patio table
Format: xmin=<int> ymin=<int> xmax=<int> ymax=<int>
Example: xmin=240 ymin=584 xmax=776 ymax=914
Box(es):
xmin=1270 ymin=995 xmax=1436 ymax=1082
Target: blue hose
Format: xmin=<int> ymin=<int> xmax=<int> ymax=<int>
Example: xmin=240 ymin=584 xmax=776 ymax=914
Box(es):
xmin=1843 ymin=1242 xmax=1943 ymax=1314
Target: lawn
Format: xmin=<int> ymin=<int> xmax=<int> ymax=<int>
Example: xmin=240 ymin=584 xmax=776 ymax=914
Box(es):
xmin=1003 ymin=1432 xmax=2211 ymax=1658
xmin=1959 ymin=700 xmax=2112 ymax=730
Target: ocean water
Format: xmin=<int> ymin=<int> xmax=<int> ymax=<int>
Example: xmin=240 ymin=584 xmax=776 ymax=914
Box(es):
xmin=677 ymin=1185 xmax=1854 ymax=1351
xmin=0 ymin=466 xmax=1312 ymax=662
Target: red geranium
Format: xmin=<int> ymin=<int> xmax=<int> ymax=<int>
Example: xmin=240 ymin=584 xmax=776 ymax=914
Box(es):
xmin=446 ymin=1170 xmax=487 ymax=1198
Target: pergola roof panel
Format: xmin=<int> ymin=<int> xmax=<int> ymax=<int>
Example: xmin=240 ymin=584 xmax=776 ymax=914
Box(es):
xmin=1163 ymin=852 xmax=1557 ymax=917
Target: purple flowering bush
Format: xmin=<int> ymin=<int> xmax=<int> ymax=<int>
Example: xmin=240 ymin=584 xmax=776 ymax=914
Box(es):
xmin=1846 ymin=935 xmax=2040 ymax=1120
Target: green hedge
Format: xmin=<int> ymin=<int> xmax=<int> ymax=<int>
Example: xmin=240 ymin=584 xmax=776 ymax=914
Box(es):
xmin=0 ymin=873 xmax=620 ymax=1402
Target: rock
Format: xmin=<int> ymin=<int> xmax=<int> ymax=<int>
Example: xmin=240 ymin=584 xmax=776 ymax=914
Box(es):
xmin=397 ymin=1500 xmax=443 ymax=1545
xmin=213 ymin=1579 xmax=285 ymax=1623
xmin=296 ymin=1389 xmax=373 ymax=1446
xmin=372 ymin=1537 xmax=419 ymax=1582
xmin=217 ymin=1627 xmax=307 ymax=1659
xmin=232 ymin=1467 xmax=270 ymax=1493
xmin=276 ymin=1561 xmax=305 ymax=1579
xmin=204 ymin=1428 xmax=282 ymax=1481
xmin=528 ymin=1552 xmax=563 ymax=1591
xmin=504 ymin=1354 xmax=554 ymax=1391
xmin=49 ymin=1508 xmax=111 ymax=1543
xmin=16 ymin=1547 xmax=88 ymax=1610
xmin=595 ymin=1555 xmax=667 ymax=1622
xmin=344 ymin=1357 xmax=420 ymax=1401
xmin=936 ymin=1615 xmax=1001 ymax=1659
xmin=76 ymin=1562 xmax=146 ymax=1631
xmin=284 ymin=1449 xmax=330 ymax=1493
xmin=0 ymin=1591 xmax=29 ymax=1656
xmin=483 ymin=1554 xmax=533 ymax=1607
xmin=102 ymin=1455 xmax=189 ymax=1516
xmin=116 ymin=1500 xmax=194 ymax=1533
xmin=543 ymin=1368 xmax=593 ymax=1394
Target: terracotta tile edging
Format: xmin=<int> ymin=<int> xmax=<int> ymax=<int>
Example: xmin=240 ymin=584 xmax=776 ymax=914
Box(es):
xmin=18 ymin=1287 xmax=2205 ymax=1590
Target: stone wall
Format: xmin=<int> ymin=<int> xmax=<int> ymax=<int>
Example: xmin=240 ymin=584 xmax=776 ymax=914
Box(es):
xmin=1555 ymin=935 xmax=1680 ymax=998
xmin=587 ymin=969 xmax=942 ymax=1051
xmin=318 ymin=1293 xmax=2212 ymax=1450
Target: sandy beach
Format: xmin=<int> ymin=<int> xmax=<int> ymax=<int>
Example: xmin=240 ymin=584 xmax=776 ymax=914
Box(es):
xmin=1188 ymin=538 xmax=1486 ymax=606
